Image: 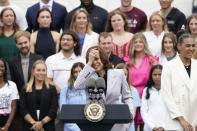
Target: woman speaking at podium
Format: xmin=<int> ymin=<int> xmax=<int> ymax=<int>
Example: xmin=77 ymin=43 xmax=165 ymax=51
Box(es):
xmin=74 ymin=46 xmax=133 ymax=131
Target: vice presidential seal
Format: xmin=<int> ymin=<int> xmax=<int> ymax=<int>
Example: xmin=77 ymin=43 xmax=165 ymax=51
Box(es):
xmin=84 ymin=100 xmax=106 ymax=122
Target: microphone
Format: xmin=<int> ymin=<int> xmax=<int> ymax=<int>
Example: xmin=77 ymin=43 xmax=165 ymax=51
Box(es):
xmin=95 ymin=77 xmax=106 ymax=100
xmin=86 ymin=78 xmax=96 ymax=100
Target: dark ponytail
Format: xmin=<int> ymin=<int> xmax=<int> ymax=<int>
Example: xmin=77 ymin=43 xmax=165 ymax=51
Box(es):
xmin=145 ymin=64 xmax=163 ymax=99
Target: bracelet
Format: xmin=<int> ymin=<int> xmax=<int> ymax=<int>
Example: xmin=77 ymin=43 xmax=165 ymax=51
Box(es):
xmin=41 ymin=120 xmax=46 ymax=125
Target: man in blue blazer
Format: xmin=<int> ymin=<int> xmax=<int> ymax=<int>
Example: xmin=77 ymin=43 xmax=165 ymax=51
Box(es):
xmin=26 ymin=0 xmax=67 ymax=33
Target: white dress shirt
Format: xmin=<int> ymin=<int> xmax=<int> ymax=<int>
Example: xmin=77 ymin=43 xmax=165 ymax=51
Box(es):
xmin=40 ymin=0 xmax=53 ymax=11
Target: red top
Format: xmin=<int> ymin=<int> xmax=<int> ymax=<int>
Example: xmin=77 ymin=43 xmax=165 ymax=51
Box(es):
xmin=112 ymin=40 xmax=132 ymax=59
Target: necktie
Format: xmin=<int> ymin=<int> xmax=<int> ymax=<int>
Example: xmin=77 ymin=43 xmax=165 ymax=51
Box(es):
xmin=42 ymin=4 xmax=50 ymax=9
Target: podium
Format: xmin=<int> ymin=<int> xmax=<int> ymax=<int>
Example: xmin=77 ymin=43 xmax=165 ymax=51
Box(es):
xmin=59 ymin=104 xmax=132 ymax=131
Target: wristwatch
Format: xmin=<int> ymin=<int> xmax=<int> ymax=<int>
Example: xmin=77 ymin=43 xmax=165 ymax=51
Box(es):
xmin=41 ymin=119 xmax=46 ymax=125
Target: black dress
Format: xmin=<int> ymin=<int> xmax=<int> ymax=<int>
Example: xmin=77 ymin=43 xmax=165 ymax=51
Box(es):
xmin=35 ymin=28 xmax=56 ymax=59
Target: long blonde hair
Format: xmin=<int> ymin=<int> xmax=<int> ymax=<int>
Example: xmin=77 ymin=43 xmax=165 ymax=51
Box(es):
xmin=70 ymin=8 xmax=92 ymax=35
xmin=146 ymin=11 xmax=168 ymax=32
xmin=129 ymin=33 xmax=152 ymax=66
xmin=26 ymin=60 xmax=49 ymax=92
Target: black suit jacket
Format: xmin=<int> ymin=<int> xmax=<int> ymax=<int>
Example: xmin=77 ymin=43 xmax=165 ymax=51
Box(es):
xmin=26 ymin=1 xmax=67 ymax=32
xmin=8 ymin=53 xmax=42 ymax=93
xmin=20 ymin=85 xmax=58 ymax=131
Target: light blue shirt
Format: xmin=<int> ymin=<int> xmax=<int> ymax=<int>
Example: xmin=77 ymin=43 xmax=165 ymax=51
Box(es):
xmin=59 ymin=84 xmax=86 ymax=131
xmin=77 ymin=33 xmax=86 ymax=49
xmin=119 ymin=87 xmax=140 ymax=131
xmin=127 ymin=87 xmax=141 ymax=131
xmin=132 ymin=87 xmax=141 ymax=108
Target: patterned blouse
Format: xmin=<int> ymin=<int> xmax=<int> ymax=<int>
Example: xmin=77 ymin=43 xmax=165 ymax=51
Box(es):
xmin=112 ymin=40 xmax=132 ymax=59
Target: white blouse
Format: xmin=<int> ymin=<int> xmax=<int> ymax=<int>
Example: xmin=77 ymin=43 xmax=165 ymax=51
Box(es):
xmin=143 ymin=31 xmax=165 ymax=57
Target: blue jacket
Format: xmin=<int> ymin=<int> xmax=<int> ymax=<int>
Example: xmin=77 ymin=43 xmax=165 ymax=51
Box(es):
xmin=26 ymin=1 xmax=67 ymax=33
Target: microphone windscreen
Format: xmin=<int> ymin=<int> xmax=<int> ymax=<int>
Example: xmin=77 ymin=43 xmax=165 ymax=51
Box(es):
xmin=95 ymin=77 xmax=106 ymax=89
xmin=86 ymin=78 xmax=95 ymax=88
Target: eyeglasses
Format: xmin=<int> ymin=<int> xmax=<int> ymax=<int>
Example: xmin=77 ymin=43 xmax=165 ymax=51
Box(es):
xmin=61 ymin=38 xmax=73 ymax=42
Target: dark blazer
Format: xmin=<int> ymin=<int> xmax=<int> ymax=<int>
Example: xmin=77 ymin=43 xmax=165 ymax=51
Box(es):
xmin=8 ymin=53 xmax=42 ymax=93
xmin=26 ymin=1 xmax=67 ymax=33
xmin=65 ymin=3 xmax=108 ymax=33
xmin=20 ymin=85 xmax=58 ymax=131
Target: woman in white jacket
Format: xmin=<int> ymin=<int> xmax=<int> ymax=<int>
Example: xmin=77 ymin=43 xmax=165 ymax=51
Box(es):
xmin=70 ymin=8 xmax=98 ymax=58
xmin=141 ymin=64 xmax=166 ymax=131
xmin=143 ymin=11 xmax=168 ymax=57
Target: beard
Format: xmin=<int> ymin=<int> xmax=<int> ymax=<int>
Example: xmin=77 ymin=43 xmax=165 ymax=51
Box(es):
xmin=81 ymin=0 xmax=93 ymax=9
xmin=62 ymin=47 xmax=74 ymax=53
xmin=20 ymin=48 xmax=30 ymax=57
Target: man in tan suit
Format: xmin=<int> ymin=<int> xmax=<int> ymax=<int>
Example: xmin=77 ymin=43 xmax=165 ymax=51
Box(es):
xmin=161 ymin=33 xmax=197 ymax=131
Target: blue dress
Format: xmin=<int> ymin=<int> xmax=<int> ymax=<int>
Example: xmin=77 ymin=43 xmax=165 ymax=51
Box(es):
xmin=59 ymin=84 xmax=86 ymax=131
xmin=127 ymin=87 xmax=141 ymax=131
xmin=119 ymin=87 xmax=140 ymax=131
